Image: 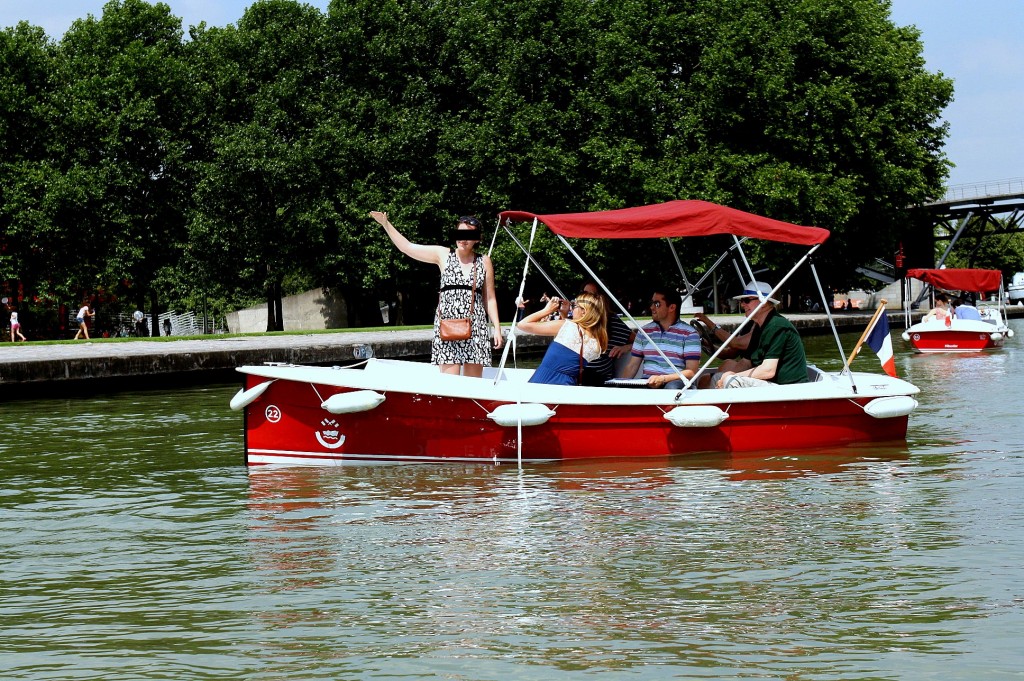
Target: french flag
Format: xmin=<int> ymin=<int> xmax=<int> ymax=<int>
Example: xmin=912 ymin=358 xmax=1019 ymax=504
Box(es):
xmin=866 ymin=312 xmax=897 ymax=377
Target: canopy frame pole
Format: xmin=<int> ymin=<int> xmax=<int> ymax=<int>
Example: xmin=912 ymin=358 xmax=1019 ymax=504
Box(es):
xmin=555 ymin=233 xmax=693 ymax=389
xmin=495 ymin=218 xmax=541 ymax=387
xmin=666 ymin=238 xmax=695 ymax=297
xmin=686 ymin=238 xmax=748 ymax=299
xmin=733 ymin=235 xmax=760 ymax=294
xmin=500 ymin=222 xmax=571 ymax=301
xmin=689 ymin=243 xmax=822 ymax=389
xmin=810 ymin=260 xmax=859 ymax=393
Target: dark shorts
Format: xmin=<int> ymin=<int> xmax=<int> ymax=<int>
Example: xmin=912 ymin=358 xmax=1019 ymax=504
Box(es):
xmin=76 ymin=317 xmax=85 ymax=324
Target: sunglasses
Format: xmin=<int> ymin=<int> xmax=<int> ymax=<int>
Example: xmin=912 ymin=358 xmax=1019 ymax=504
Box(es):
xmin=458 ymin=216 xmax=482 ymax=228
xmin=650 ymin=300 xmax=663 ymax=308
xmin=739 ymin=297 xmax=759 ymax=304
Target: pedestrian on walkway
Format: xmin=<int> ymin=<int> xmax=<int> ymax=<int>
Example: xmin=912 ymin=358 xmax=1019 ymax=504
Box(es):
xmin=73 ymin=301 xmax=95 ymax=340
xmin=10 ymin=311 xmax=27 ymax=342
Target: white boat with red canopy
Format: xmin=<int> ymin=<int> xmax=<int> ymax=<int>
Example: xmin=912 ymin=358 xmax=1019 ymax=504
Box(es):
xmin=900 ymin=268 xmax=1014 ymax=353
xmin=233 ymin=200 xmax=919 ymax=467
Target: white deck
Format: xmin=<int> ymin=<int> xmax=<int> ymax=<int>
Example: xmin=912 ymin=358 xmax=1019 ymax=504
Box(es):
xmin=238 ymin=358 xmax=919 ymax=408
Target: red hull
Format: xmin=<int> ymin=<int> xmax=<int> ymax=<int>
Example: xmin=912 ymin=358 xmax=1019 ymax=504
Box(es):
xmin=242 ymin=376 xmax=910 ymax=466
xmin=907 ymin=329 xmax=1001 ymax=353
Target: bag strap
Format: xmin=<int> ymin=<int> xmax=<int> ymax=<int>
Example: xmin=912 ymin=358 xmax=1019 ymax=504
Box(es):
xmin=468 ymin=257 xmax=477 ymax=315
xmin=436 ymin=253 xmax=479 ymax=316
xmin=576 ymin=322 xmax=585 ymax=384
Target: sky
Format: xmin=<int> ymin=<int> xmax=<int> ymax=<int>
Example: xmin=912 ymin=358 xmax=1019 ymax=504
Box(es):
xmin=0 ymin=0 xmax=1020 ymax=190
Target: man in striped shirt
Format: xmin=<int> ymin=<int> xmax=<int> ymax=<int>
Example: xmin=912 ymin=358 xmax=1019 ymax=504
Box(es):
xmin=617 ymin=288 xmax=701 ymax=388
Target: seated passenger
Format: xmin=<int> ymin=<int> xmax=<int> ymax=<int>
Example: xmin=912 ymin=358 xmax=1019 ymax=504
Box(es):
xmin=953 ymin=295 xmax=982 ymax=321
xmin=698 ymin=281 xmax=808 ymax=388
xmin=517 ymin=293 xmax=608 ymax=385
xmin=616 ymin=288 xmax=700 ymax=389
xmin=578 ymin=281 xmax=636 ymax=386
xmin=922 ymin=293 xmax=952 ymax=323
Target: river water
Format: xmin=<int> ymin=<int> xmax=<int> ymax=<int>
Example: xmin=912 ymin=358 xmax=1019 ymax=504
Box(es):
xmin=2 ymin=323 xmax=1023 ymax=680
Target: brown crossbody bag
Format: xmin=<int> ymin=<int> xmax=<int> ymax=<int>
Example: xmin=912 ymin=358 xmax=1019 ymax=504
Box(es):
xmin=437 ymin=258 xmax=476 ymax=341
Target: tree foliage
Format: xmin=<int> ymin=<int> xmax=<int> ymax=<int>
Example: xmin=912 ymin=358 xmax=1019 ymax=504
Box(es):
xmin=0 ymin=0 xmax=955 ymax=331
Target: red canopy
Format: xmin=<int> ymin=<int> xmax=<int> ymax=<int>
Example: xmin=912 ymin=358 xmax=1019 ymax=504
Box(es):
xmin=499 ymin=200 xmax=829 ymax=245
xmin=905 ymin=268 xmax=1003 ymax=292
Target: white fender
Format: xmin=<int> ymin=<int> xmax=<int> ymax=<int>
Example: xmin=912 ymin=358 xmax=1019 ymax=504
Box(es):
xmin=321 ymin=390 xmax=386 ymax=414
xmin=990 ymin=332 xmax=1003 ymax=342
xmin=901 ymin=331 xmax=910 ymax=341
xmin=864 ymin=395 xmax=918 ymax=419
xmin=229 ymin=380 xmax=274 ymax=411
xmin=664 ymin=405 xmax=729 ymax=428
xmin=1007 ymin=329 xmax=1015 ymax=338
xmin=487 ymin=403 xmax=556 ymax=427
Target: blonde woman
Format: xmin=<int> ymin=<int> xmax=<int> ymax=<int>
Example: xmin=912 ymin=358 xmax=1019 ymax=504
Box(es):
xmin=517 ymin=292 xmax=608 ymax=385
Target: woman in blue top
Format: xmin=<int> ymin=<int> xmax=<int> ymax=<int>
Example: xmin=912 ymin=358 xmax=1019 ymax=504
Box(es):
xmin=517 ymin=292 xmax=608 ymax=385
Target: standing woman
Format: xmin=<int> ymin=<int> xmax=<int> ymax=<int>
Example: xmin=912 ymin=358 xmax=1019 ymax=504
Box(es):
xmin=517 ymin=292 xmax=608 ymax=385
xmin=369 ymin=211 xmax=503 ymax=377
xmin=73 ymin=300 xmax=95 ymax=340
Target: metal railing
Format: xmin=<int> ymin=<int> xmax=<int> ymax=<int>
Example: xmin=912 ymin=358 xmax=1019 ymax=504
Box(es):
xmin=943 ymin=177 xmax=1024 ymax=202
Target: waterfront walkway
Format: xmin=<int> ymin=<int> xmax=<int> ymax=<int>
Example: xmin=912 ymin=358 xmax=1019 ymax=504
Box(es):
xmin=2 ymin=309 xmax=1020 ymax=391
xmin=4 ymin=305 xmax=1019 ymax=391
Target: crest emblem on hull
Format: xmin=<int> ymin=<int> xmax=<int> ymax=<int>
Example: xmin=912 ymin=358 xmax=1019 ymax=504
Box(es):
xmin=315 ymin=418 xmax=346 ymax=449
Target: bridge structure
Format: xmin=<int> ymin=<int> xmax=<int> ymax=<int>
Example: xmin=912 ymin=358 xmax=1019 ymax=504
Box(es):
xmin=917 ymin=177 xmax=1024 ymax=268
xmin=883 ymin=178 xmax=1024 ymax=307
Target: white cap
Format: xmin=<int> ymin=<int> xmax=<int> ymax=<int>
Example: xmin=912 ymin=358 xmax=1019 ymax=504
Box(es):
xmin=732 ymin=281 xmax=779 ymax=305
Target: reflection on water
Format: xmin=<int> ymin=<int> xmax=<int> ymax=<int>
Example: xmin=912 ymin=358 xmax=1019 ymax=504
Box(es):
xmin=1 ymin=322 xmax=1023 ymax=679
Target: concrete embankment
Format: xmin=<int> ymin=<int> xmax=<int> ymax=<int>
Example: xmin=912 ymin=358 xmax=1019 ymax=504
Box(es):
xmin=1 ymin=309 xmax=1020 ymax=395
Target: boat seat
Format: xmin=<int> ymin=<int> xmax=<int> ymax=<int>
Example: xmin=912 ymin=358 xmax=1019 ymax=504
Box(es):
xmin=613 ymin=351 xmax=643 ymax=379
xmin=807 ymin=364 xmax=825 ymax=382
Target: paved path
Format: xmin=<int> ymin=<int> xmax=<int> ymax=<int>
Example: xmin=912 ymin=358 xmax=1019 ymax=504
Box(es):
xmin=2 ymin=308 xmax=1018 ymax=389
xmin=0 ymin=327 xmax=543 ymax=387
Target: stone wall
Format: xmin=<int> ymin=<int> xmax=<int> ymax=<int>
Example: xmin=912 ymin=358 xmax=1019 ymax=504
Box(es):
xmin=227 ymin=288 xmax=348 ymax=333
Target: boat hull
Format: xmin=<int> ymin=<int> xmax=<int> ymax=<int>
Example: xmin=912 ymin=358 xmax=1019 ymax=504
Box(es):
xmin=903 ymin=318 xmax=1009 ymax=353
xmin=238 ymin=360 xmax=918 ymax=467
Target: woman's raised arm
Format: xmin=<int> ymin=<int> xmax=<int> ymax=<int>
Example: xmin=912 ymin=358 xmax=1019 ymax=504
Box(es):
xmin=369 ymin=211 xmax=448 ymax=268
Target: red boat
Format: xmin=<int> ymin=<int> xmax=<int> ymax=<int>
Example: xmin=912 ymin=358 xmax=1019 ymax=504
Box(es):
xmin=233 ymin=201 xmax=919 ymax=467
xmin=900 ymin=268 xmax=1014 ymax=353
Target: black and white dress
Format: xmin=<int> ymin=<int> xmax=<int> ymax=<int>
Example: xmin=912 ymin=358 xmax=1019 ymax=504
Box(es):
xmin=432 ymin=252 xmax=491 ymax=366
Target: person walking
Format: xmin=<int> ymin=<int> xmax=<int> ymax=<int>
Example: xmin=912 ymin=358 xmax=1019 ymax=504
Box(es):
xmin=10 ymin=311 xmax=26 ymax=342
xmin=370 ymin=211 xmax=502 ymax=377
xmin=73 ymin=301 xmax=95 ymax=340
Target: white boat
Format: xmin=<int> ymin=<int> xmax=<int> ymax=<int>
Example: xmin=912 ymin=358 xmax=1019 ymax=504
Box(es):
xmin=1008 ymin=272 xmax=1024 ymax=304
xmin=233 ymin=200 xmax=920 ymax=467
xmin=901 ymin=268 xmax=1014 ymax=352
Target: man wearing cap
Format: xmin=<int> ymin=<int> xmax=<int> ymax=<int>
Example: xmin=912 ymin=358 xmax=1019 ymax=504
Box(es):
xmin=696 ymin=281 xmax=808 ymax=388
xmin=616 ymin=288 xmax=701 ymax=389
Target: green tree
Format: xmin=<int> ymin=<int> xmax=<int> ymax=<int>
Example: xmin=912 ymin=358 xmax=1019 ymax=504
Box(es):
xmin=45 ymin=0 xmax=194 ymax=332
xmin=189 ymin=0 xmax=347 ymax=330
xmin=0 ymin=23 xmax=58 ymax=303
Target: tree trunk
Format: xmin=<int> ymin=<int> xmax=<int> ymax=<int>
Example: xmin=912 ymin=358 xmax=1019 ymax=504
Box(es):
xmin=265 ymin=284 xmax=277 ymax=332
xmin=274 ymin=281 xmax=284 ymax=331
xmin=148 ymin=289 xmax=160 ymax=337
xmin=266 ymin=278 xmax=284 ymax=332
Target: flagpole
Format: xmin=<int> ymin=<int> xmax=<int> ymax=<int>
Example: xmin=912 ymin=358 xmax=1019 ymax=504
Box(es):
xmin=845 ymin=299 xmax=888 ymax=368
